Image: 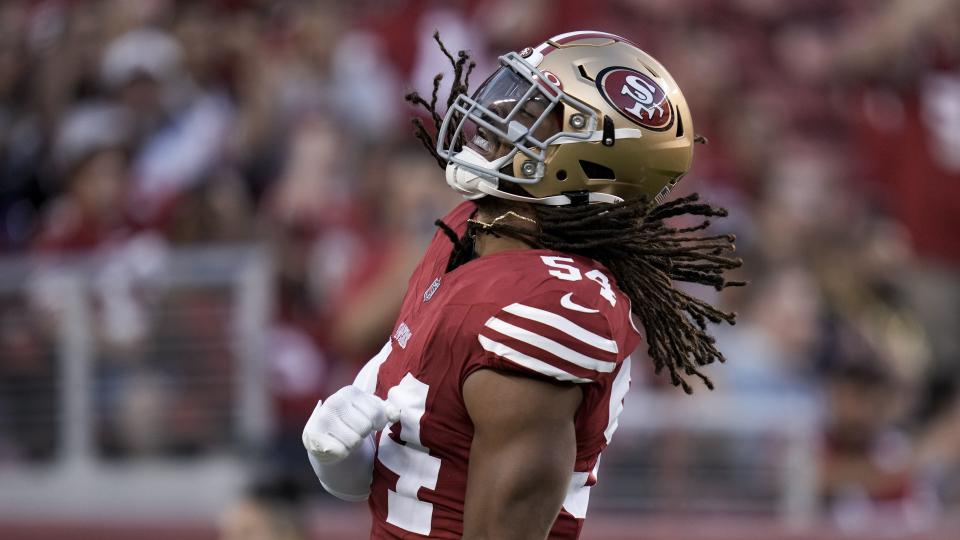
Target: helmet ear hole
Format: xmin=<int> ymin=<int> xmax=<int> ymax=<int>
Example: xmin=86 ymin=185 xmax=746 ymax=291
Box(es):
xmin=557 ymin=169 xmax=568 ymax=181
xmin=576 ymin=64 xmax=593 ymax=81
xmin=675 ymin=108 xmax=684 ymax=138
xmin=579 ymin=160 xmax=615 ymax=180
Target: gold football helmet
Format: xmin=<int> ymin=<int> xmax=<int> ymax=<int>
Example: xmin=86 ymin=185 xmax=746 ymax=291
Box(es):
xmin=438 ymin=31 xmax=694 ymax=205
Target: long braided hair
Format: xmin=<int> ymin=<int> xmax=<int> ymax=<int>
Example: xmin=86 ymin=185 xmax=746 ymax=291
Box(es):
xmin=406 ymin=34 xmax=744 ymax=393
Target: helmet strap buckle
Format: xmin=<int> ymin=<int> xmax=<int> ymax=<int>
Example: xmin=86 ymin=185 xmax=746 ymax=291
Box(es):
xmin=602 ymin=115 xmax=616 ymax=147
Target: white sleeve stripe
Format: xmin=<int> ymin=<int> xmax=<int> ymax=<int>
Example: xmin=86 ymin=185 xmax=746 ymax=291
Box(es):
xmin=485 ymin=317 xmax=617 ymax=373
xmin=502 ymin=303 xmax=619 ymax=354
xmin=604 ymin=355 xmax=632 ymax=443
xmin=562 ymin=471 xmax=592 ymax=519
xmin=625 ymin=296 xmax=643 ymax=337
xmin=351 ymin=340 xmax=392 ymax=393
xmin=478 ymin=335 xmax=593 ymax=383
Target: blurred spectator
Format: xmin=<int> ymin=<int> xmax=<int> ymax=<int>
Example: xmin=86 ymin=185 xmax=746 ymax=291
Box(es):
xmin=103 ymin=27 xmax=236 ymax=227
xmin=0 ymin=306 xmax=56 ymax=462
xmin=712 ymin=266 xmax=822 ymax=396
xmin=819 ymin=361 xmax=939 ymax=534
xmin=35 ymin=103 xmax=131 ymax=251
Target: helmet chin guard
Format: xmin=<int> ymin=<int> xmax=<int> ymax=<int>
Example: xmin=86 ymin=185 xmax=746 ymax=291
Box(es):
xmin=444 ymin=147 xmax=508 ymax=200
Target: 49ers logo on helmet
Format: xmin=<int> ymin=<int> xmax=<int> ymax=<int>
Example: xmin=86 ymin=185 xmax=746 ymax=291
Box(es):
xmin=596 ymin=67 xmax=672 ymax=130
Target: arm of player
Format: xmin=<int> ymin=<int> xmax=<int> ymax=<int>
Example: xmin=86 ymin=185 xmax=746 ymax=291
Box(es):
xmin=461 ymin=369 xmax=582 ymax=540
xmin=303 ymin=342 xmax=399 ymax=501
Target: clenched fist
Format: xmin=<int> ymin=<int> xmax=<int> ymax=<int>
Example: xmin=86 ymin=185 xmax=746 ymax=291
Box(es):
xmin=303 ymin=385 xmax=401 ymax=464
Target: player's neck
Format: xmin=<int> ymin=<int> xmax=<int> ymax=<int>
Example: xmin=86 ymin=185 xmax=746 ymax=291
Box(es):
xmin=472 ymin=208 xmax=539 ymax=257
xmin=474 ymin=233 xmax=534 ymax=256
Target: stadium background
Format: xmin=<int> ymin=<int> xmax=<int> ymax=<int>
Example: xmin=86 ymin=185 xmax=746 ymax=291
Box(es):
xmin=0 ymin=0 xmax=958 ymax=538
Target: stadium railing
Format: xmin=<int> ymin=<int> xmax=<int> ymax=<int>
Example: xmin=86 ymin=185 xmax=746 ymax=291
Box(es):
xmin=0 ymin=245 xmax=271 ymax=521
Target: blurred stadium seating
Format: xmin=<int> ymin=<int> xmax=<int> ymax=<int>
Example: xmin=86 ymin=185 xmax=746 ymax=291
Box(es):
xmin=1 ymin=0 xmax=959 ymax=539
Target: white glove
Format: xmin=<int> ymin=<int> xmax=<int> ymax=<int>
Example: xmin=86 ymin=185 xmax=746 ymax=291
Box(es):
xmin=303 ymin=385 xmax=401 ymax=464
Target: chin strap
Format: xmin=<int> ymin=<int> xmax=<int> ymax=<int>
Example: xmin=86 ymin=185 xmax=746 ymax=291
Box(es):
xmin=475 ymin=180 xmax=623 ymax=206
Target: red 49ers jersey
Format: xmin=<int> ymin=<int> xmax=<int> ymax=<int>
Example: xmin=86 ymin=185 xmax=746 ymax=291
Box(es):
xmin=368 ymin=201 xmax=641 ymax=539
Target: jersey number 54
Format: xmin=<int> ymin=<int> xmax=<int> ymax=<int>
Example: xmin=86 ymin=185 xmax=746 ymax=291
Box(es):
xmin=541 ymin=256 xmax=616 ymax=307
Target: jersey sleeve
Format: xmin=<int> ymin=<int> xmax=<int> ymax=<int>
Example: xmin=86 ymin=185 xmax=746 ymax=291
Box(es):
xmin=467 ymin=291 xmax=624 ymax=385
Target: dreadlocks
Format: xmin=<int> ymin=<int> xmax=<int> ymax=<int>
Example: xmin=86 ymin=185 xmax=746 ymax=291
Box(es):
xmin=405 ymin=32 xmax=475 ymax=168
xmin=407 ymin=36 xmax=744 ymax=394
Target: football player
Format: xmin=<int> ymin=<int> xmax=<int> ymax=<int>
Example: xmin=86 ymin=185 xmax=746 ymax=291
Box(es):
xmin=303 ymin=31 xmax=743 ymax=539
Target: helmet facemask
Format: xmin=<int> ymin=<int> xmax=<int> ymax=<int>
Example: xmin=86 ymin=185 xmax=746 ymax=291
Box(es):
xmin=438 ymin=52 xmax=601 ymax=204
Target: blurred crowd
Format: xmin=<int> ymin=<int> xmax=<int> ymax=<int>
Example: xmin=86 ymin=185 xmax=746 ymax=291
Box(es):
xmin=0 ymin=0 xmax=959 ymax=535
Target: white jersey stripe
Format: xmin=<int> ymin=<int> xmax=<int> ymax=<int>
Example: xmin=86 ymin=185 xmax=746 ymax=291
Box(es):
xmin=485 ymin=317 xmax=616 ymax=373
xmin=604 ymin=355 xmax=632 ymax=443
xmin=478 ymin=335 xmax=593 ymax=384
xmin=501 ymin=303 xmax=619 ymax=354
xmin=561 ymin=471 xmax=591 ymax=519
